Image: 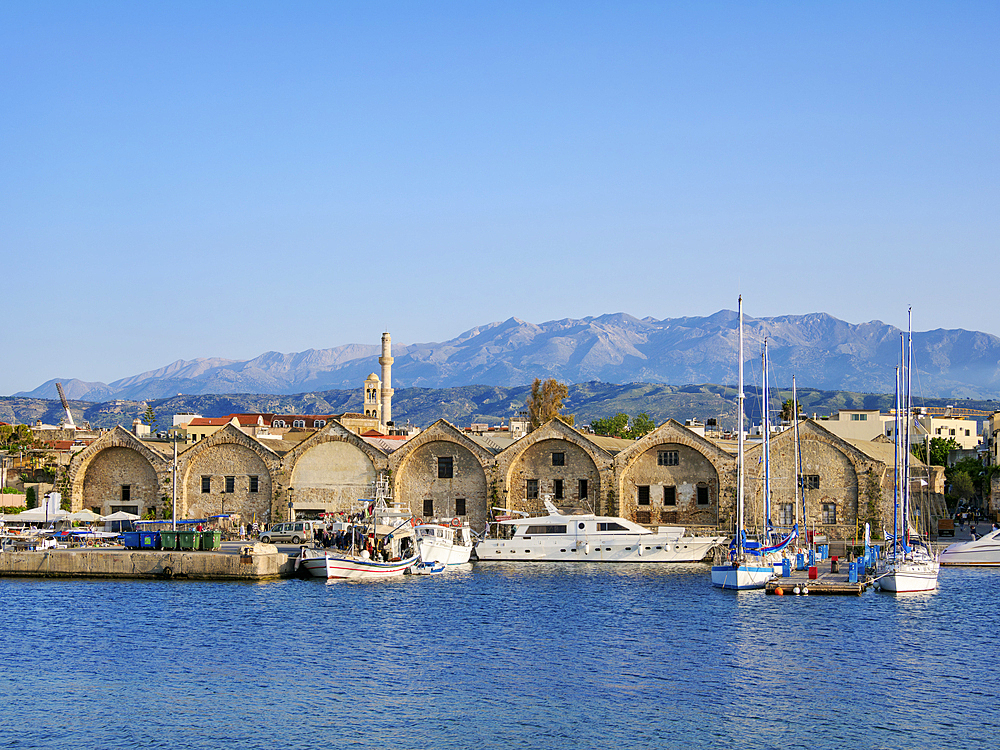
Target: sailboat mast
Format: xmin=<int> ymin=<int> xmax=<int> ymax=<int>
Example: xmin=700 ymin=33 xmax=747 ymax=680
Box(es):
xmin=737 ymin=296 xmax=745 ymax=551
xmin=904 ymin=313 xmax=913 ymax=547
xmin=792 ymin=375 xmax=801 ymax=529
xmin=893 ymin=365 xmax=901 ymax=557
xmin=762 ymin=339 xmax=770 ymax=536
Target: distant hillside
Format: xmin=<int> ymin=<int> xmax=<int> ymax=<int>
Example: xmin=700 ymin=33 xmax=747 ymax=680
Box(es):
xmin=15 ymin=311 xmax=1000 ymax=401
xmin=3 ymin=384 xmax=997 ymax=433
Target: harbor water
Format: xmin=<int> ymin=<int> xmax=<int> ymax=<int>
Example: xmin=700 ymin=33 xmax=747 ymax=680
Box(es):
xmin=1 ymin=563 xmax=997 ymax=750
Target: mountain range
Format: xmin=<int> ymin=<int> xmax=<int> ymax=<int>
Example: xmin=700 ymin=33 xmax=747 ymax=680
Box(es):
xmin=16 ymin=311 xmax=1000 ymax=401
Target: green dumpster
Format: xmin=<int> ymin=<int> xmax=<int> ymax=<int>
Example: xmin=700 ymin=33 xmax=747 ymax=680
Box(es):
xmin=160 ymin=530 xmax=179 ymax=550
xmin=201 ymin=530 xmax=222 ymax=550
xmin=178 ymin=530 xmax=201 ymax=550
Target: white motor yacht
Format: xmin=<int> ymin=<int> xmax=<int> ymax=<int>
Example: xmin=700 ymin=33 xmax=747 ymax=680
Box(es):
xmin=474 ymin=499 xmax=725 ymax=563
xmin=939 ymin=528 xmax=1000 ymax=566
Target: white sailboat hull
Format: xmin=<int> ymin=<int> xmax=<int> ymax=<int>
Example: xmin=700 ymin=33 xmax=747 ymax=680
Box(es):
xmin=878 ymin=557 xmax=939 ymax=593
xmin=711 ymin=563 xmax=775 ymax=590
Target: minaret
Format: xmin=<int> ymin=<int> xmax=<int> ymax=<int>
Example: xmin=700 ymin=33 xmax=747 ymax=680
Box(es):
xmin=379 ymin=331 xmax=394 ymax=427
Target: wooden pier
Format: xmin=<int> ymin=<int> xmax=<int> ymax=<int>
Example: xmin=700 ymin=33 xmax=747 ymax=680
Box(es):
xmin=765 ymin=565 xmax=871 ymax=596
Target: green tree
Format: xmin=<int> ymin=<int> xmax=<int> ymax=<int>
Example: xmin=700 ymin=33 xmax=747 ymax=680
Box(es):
xmin=592 ymin=413 xmax=629 ymax=438
xmin=527 ymin=378 xmax=573 ymax=429
xmin=950 ymin=471 xmax=976 ymax=502
xmin=143 ymin=405 xmax=157 ymax=430
xmin=627 ymin=412 xmax=656 ymax=440
xmin=779 ymin=399 xmax=802 ymax=422
xmin=911 ymin=437 xmax=959 ymax=466
xmin=25 ymin=487 xmax=37 ymax=510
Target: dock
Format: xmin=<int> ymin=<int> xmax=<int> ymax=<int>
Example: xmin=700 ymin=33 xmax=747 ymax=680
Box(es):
xmin=765 ymin=564 xmax=871 ymax=596
xmin=0 ymin=546 xmax=295 ymax=580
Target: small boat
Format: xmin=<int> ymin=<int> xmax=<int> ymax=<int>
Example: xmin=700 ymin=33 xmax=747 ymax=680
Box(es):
xmin=410 ymin=560 xmax=446 ymax=575
xmin=475 ymin=498 xmax=724 ymax=563
xmin=877 ymin=314 xmax=939 ymax=593
xmin=938 ymin=527 xmax=1000 ymax=566
xmin=298 ymin=476 xmax=418 ymax=580
xmin=414 ymin=518 xmax=474 ymax=566
xmin=711 ymin=297 xmax=783 ymax=590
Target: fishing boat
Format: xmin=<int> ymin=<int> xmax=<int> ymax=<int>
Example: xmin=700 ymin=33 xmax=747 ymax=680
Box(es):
xmin=939 ymin=527 xmax=1000 ymax=566
xmin=474 ymin=498 xmax=724 ymax=562
xmin=414 ymin=518 xmax=474 ymax=566
xmin=711 ymin=297 xmax=782 ymax=590
xmin=298 ymin=476 xmax=418 ymax=580
xmin=878 ymin=312 xmax=940 ymax=593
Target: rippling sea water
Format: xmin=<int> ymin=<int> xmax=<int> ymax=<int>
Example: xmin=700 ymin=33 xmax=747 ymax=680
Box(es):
xmin=1 ymin=564 xmax=997 ymax=750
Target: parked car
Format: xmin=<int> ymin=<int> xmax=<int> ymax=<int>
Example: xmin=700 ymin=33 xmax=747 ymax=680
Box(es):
xmin=260 ymin=521 xmax=317 ymax=545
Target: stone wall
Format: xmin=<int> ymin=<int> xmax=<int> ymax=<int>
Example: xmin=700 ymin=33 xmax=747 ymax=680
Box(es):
xmin=289 ymin=440 xmax=378 ymax=514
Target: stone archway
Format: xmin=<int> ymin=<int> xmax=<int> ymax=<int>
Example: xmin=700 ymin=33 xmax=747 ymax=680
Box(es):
xmin=79 ymin=446 xmax=161 ymax=516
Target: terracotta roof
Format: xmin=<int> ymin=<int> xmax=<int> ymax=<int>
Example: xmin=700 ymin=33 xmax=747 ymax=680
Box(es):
xmin=188 ymin=417 xmax=235 ymax=427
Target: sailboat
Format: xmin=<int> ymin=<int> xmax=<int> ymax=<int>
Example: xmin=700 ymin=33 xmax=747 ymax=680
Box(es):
xmin=711 ymin=298 xmax=784 ymax=590
xmin=877 ymin=311 xmax=939 ymax=593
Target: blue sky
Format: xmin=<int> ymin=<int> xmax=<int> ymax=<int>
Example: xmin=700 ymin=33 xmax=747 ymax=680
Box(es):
xmin=2 ymin=1 xmax=997 ymax=395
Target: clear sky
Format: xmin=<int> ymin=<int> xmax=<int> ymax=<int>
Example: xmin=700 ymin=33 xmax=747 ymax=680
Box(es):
xmin=2 ymin=1 xmax=997 ymax=396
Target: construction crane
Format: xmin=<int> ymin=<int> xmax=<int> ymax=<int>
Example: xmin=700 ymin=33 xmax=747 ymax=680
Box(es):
xmin=56 ymin=382 xmax=77 ymax=429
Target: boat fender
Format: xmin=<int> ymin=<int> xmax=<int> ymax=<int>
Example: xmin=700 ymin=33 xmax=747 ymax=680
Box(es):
xmin=793 ymin=586 xmax=800 ymax=595
xmin=802 ymin=586 xmax=809 ymax=596
xmin=774 ymin=587 xmax=784 ymax=596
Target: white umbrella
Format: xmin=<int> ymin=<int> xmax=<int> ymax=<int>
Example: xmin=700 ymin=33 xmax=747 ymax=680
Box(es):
xmin=103 ymin=511 xmax=140 ymax=521
xmin=67 ymin=509 xmax=105 ymax=522
xmin=4 ymin=507 xmax=70 ymax=523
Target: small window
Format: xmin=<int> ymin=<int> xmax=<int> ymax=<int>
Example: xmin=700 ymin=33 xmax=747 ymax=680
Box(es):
xmin=552 ymin=452 xmax=565 ymax=466
xmin=657 ymin=450 xmax=679 ymax=466
xmin=438 ymin=456 xmax=453 ymax=479
xmin=423 ymin=498 xmax=434 ymax=517
xmin=638 ymin=485 xmax=650 ymax=505
xmin=778 ymin=503 xmax=794 ymax=525
xmin=225 ymin=476 xmax=235 ymax=493
xmin=201 ymin=476 xmax=211 ymax=494
xmin=249 ymin=476 xmax=259 ymax=493
xmin=598 ymin=522 xmax=628 ymax=531
xmin=554 ymin=479 xmax=563 ymax=500
xmin=524 ymin=525 xmax=568 ymax=535
xmin=635 ymin=511 xmax=651 ymax=524
xmin=578 ymin=479 xmax=588 ymax=501
xmin=293 ymin=420 xmax=305 ymax=429
xmin=799 ymin=475 xmax=820 ymax=490
xmin=822 ymin=503 xmax=837 ymax=525
xmin=663 ymin=486 xmax=676 ymax=506
xmin=121 ymin=485 xmax=131 ymax=502
xmin=314 ymin=420 xmax=326 ymax=428
xmin=661 ymin=511 xmax=678 ymax=524
xmin=950 ymin=429 xmax=956 ymax=436
xmin=455 ymin=498 xmax=466 ymax=516
xmin=526 ymin=479 xmax=539 ymax=499
xmin=697 ymin=485 xmax=710 ymax=505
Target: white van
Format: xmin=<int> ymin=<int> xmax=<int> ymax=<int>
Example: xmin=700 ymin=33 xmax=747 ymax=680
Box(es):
xmin=260 ymin=521 xmax=318 ymax=545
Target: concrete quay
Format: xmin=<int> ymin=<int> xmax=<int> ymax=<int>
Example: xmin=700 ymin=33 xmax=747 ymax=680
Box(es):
xmin=0 ymin=546 xmax=296 ymax=581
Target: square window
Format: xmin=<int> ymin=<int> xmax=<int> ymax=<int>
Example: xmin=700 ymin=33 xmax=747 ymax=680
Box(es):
xmin=697 ymin=485 xmax=710 ymax=505
xmin=663 ymin=486 xmax=676 ymax=506
xmin=201 ymin=476 xmax=211 ymax=494
xmin=552 ymin=452 xmax=565 ymax=466
xmin=822 ymin=503 xmax=837 ymax=524
xmin=635 ymin=511 xmax=651 ymax=524
xmin=657 ymin=450 xmax=679 ymax=466
xmin=526 ymin=479 xmax=539 ymax=499
xmin=638 ymin=485 xmax=650 ymax=505
xmin=661 ymin=510 xmax=678 ymax=524
xmin=455 ymin=498 xmax=466 ymax=516
xmin=249 ymin=476 xmax=259 ymax=493
xmin=554 ymin=479 xmax=563 ymax=500
xmin=799 ymin=474 xmax=820 ymax=490
xmin=225 ymin=476 xmax=235 ymax=493
xmin=778 ymin=503 xmax=795 ymax=525
xmin=438 ymin=456 xmax=453 ymax=479
xmin=423 ymin=498 xmax=434 ymax=517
